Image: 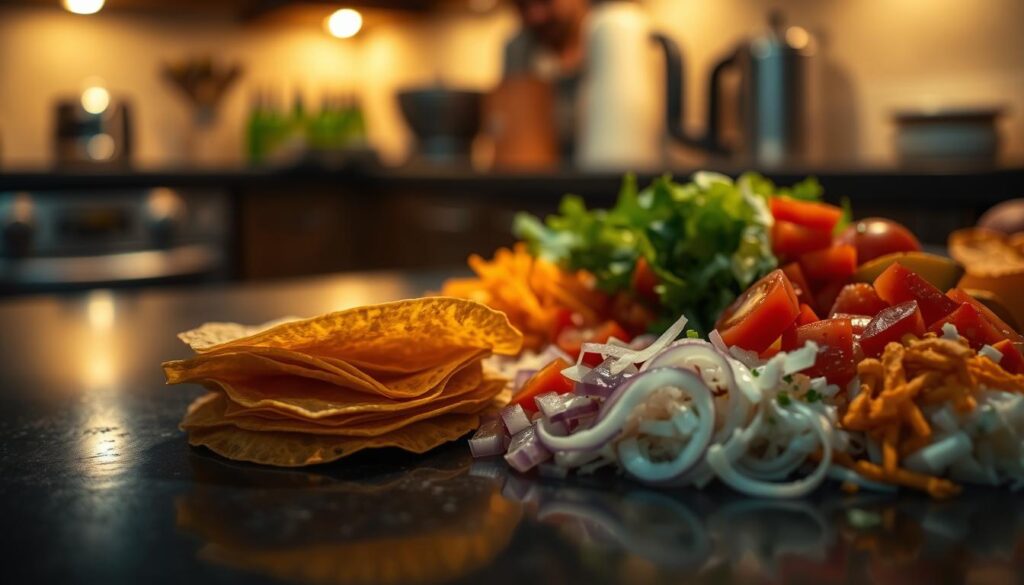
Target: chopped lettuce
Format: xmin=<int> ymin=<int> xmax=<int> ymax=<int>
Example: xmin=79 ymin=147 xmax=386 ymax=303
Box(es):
xmin=515 ymin=172 xmax=822 ymax=334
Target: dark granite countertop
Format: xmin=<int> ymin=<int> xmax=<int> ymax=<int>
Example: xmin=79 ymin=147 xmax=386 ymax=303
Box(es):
xmin=3 ymin=271 xmax=1024 ymax=584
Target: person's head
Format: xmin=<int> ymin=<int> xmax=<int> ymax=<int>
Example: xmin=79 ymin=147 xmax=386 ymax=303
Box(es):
xmin=512 ymin=0 xmax=589 ymax=50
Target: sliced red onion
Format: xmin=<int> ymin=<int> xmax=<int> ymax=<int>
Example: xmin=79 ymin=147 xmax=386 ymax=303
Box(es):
xmin=513 ymin=369 xmax=538 ymax=391
xmin=534 ymin=391 xmax=568 ymax=419
xmin=576 ymin=356 xmax=637 ymax=398
xmin=551 ymin=395 xmax=599 ymax=424
xmin=469 ymin=419 xmax=506 ymax=458
xmin=501 ymin=403 xmax=532 ymax=436
xmin=537 ymin=368 xmax=709 ymax=452
xmin=504 ymin=425 xmax=551 ymax=473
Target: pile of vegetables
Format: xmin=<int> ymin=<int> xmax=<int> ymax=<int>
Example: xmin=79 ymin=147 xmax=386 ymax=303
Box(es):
xmin=470 ymin=261 xmax=1024 ymax=499
xmin=448 ymin=170 xmax=1024 ymax=498
xmin=513 ymin=172 xmax=818 ymax=335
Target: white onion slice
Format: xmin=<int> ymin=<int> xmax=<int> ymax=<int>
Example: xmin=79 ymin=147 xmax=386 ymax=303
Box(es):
xmin=616 ymin=379 xmax=715 ymax=482
xmin=536 ymin=368 xmax=709 ymax=453
xmin=709 ymin=329 xmax=728 ymax=353
xmin=904 ymin=432 xmax=973 ymax=475
xmin=707 ymin=402 xmax=832 ymax=498
xmin=605 ymin=315 xmax=688 ymax=375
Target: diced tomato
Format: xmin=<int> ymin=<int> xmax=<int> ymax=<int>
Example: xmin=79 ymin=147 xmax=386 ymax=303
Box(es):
xmin=873 ymin=262 xmax=959 ymax=325
xmin=781 ymin=318 xmax=856 ymax=386
xmin=770 ymin=196 xmax=844 ymax=232
xmin=797 ymin=303 xmax=819 ymax=326
xmin=512 ymin=358 xmax=573 ymax=413
xmin=631 ymin=257 xmax=659 ymax=303
xmin=556 ymin=321 xmax=631 ymax=366
xmin=832 ymin=313 xmax=872 ymax=335
xmin=860 ymin=301 xmax=926 ymax=358
xmin=829 ymin=283 xmax=889 ymax=317
xmin=800 ymin=244 xmax=858 ymax=282
xmin=549 ymin=308 xmax=580 ymax=341
xmin=760 ymin=336 xmax=783 ymax=359
xmin=716 ymin=269 xmax=800 ymax=352
xmin=947 ymin=288 xmax=1024 ymax=343
xmin=992 ymin=339 xmax=1024 ymax=374
xmin=928 ymin=302 xmax=1006 ymax=350
xmin=814 ymin=280 xmax=845 ymax=318
xmin=772 ymin=220 xmax=833 ymax=258
xmin=781 ymin=262 xmax=814 ymax=308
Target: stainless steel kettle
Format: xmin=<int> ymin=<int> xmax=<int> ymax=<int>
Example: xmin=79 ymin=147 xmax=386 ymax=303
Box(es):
xmin=657 ymin=12 xmax=814 ymax=164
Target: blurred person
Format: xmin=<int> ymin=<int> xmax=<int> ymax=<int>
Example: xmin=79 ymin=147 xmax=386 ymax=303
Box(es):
xmin=501 ymin=0 xmax=590 ymax=160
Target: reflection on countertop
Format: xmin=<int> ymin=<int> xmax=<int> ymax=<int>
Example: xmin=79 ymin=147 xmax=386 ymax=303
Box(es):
xmin=174 ymin=442 xmax=1024 ymax=585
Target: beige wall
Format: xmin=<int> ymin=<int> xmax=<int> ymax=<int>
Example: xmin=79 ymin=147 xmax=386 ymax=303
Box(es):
xmin=0 ymin=1 xmax=1021 ymax=167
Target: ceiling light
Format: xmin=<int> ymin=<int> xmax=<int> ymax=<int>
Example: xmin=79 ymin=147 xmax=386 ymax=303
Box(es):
xmin=325 ymin=8 xmax=363 ymax=39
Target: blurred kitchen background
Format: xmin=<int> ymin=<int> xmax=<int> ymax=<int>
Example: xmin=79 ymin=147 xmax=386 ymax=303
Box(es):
xmin=1 ymin=0 xmax=1022 ymax=293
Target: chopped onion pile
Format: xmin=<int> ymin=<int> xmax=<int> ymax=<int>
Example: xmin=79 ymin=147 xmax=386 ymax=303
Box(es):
xmin=473 ymin=315 xmax=842 ymax=498
xmin=473 ymin=317 xmax=1024 ymax=499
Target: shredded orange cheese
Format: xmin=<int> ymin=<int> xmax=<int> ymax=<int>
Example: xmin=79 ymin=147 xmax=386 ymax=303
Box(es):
xmin=841 ymin=334 xmax=1024 ymax=498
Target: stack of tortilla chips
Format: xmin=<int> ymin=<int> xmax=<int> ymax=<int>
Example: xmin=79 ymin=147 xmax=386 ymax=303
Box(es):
xmin=162 ymin=298 xmax=523 ymax=467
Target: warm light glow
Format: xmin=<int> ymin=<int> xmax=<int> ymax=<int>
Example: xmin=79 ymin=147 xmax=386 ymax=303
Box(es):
xmin=81 ymin=85 xmax=110 ymax=114
xmin=86 ymin=133 xmax=116 ymax=161
xmin=325 ymin=8 xmax=363 ymax=39
xmin=786 ymin=26 xmax=811 ymax=51
xmin=86 ymin=289 xmax=116 ymax=331
xmin=63 ymin=0 xmax=105 ymax=15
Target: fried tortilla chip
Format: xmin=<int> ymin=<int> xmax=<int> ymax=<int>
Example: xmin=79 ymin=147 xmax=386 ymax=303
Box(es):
xmin=186 ymin=412 xmax=480 ymax=467
xmin=184 ymin=379 xmax=505 ymax=438
xmin=164 ymin=347 xmax=487 ymax=400
xmin=178 ymin=297 xmax=522 ymax=359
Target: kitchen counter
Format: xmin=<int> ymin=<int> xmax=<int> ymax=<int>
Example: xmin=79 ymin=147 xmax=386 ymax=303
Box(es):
xmin=1 ymin=162 xmax=1023 ymax=206
xmin=3 ymin=271 xmax=1024 ymax=584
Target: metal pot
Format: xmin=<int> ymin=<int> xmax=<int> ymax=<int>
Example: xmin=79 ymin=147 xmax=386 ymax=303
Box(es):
xmin=397 ymin=87 xmax=483 ymax=164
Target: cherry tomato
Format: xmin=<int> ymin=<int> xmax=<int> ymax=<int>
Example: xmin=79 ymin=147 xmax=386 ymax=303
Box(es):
xmin=781 ymin=318 xmax=856 ymax=386
xmin=715 ymin=269 xmax=800 ymax=352
xmin=873 ymin=262 xmax=958 ymax=325
xmin=631 ymin=257 xmax=659 ymax=303
xmin=814 ymin=280 xmax=846 ymax=318
xmin=556 ymin=321 xmax=631 ymax=366
xmin=772 ymin=220 xmax=833 ymax=259
xmin=512 ymin=358 xmax=573 ymax=413
xmin=928 ymin=302 xmax=1006 ymax=350
xmin=837 ymin=218 xmax=921 ymax=264
xmin=800 ymin=244 xmax=858 ymax=283
xmin=947 ymin=288 xmax=1024 ymax=343
xmin=829 ymin=283 xmax=889 ymax=317
xmin=770 ymin=196 xmax=844 ymax=231
xmin=992 ymin=339 xmax=1024 ymax=374
xmin=781 ymin=262 xmax=814 ymax=308
xmin=860 ymin=301 xmax=926 ymax=358
xmin=832 ymin=313 xmax=872 ymax=335
xmin=797 ymin=303 xmax=820 ymax=326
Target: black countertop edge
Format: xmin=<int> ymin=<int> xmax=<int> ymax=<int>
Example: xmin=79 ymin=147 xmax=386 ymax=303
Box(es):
xmin=1 ymin=161 xmax=1022 ymax=204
